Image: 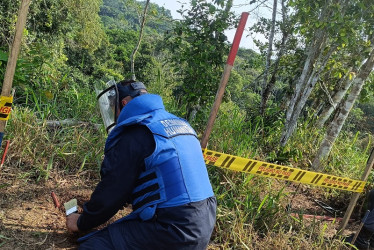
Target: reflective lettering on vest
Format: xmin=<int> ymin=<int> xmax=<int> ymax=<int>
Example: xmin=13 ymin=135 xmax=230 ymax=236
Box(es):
xmin=160 ymin=119 xmax=195 ymax=137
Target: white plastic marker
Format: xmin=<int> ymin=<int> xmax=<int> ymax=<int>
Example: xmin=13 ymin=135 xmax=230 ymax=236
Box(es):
xmin=64 ymin=198 xmax=78 ymax=216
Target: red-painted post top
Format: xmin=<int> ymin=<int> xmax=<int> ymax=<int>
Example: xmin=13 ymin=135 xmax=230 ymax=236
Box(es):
xmin=226 ymin=12 xmax=249 ymax=66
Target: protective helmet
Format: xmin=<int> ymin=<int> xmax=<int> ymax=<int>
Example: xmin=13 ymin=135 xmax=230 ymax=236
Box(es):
xmin=117 ymin=79 xmax=147 ymax=101
xmin=95 ymin=80 xmax=147 ymax=133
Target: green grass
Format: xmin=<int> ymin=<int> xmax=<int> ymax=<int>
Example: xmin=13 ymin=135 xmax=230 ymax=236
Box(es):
xmin=198 ymin=97 xmax=371 ymax=248
xmin=4 ymin=74 xmax=371 ymax=249
xmin=6 ymin=106 xmax=106 ymax=181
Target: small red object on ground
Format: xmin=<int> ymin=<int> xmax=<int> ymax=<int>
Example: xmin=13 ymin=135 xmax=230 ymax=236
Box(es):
xmin=51 ymin=191 xmax=61 ymax=208
xmin=0 ymin=139 xmax=10 ymax=168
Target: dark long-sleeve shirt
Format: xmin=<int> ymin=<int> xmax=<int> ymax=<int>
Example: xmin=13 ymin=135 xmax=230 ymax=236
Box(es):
xmin=77 ymin=123 xmax=217 ymax=249
xmin=77 ymin=125 xmax=155 ymax=231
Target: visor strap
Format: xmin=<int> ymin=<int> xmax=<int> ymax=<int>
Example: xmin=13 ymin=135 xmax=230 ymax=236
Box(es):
xmin=106 ymin=123 xmax=116 ymax=133
xmin=97 ymin=85 xmax=116 ymax=100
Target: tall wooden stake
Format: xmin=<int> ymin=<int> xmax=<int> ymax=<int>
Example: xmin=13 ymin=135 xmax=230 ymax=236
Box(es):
xmin=0 ymin=0 xmax=31 ymax=146
xmin=201 ymin=12 xmax=249 ymax=149
xmin=337 ymin=148 xmax=374 ymax=234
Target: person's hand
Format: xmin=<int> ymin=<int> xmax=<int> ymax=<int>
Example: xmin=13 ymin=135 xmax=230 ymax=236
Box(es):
xmin=66 ymin=213 xmax=81 ymax=233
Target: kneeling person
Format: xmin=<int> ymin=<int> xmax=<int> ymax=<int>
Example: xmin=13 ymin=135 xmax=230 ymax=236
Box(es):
xmin=66 ymin=79 xmax=216 ymax=249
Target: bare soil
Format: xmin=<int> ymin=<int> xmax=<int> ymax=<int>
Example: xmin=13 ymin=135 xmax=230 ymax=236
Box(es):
xmin=0 ymin=165 xmax=362 ymax=249
xmin=0 ymin=167 xmax=130 ymax=250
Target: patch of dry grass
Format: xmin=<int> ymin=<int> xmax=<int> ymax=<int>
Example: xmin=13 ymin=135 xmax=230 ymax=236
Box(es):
xmin=6 ymin=107 xmax=106 ymax=181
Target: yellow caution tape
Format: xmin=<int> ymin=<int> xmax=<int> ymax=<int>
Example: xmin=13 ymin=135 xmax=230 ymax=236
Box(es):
xmin=203 ymin=148 xmax=366 ymax=193
xmin=0 ymin=96 xmax=12 ymax=121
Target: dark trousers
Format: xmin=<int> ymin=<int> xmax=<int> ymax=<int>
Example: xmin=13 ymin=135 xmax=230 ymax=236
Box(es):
xmin=364 ymin=190 xmax=374 ymax=231
xmin=79 ymin=197 xmax=217 ymax=250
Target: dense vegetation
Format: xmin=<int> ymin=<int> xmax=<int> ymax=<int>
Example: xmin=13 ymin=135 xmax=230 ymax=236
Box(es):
xmin=1 ymin=0 xmax=374 ymax=248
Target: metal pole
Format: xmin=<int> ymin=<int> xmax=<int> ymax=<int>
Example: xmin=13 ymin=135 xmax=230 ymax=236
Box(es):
xmin=337 ymin=148 xmax=374 ymax=234
xmin=201 ymin=12 xmax=249 ymax=149
xmin=0 ymin=0 xmax=31 ymax=146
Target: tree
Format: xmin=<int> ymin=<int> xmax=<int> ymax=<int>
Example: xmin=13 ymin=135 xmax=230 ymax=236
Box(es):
xmin=64 ymin=0 xmax=106 ymax=52
xmin=279 ymin=0 xmax=374 ymax=146
xmin=165 ymin=0 xmax=235 ymax=120
xmin=130 ymin=0 xmax=150 ymax=80
xmin=279 ymin=6 xmax=337 ymax=146
xmin=312 ymin=46 xmax=374 ymax=170
xmin=259 ymin=0 xmax=291 ymax=115
xmin=315 ymin=68 xmax=356 ymax=128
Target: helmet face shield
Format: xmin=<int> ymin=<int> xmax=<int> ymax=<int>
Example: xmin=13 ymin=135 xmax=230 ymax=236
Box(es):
xmin=95 ymin=80 xmax=118 ymax=133
xmin=95 ymin=79 xmax=147 ymax=133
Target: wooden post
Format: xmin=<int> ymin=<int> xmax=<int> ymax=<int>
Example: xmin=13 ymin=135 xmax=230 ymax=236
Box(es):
xmin=337 ymin=148 xmax=374 ymax=234
xmin=0 ymin=0 xmax=31 ymax=146
xmin=201 ymin=12 xmax=249 ymax=149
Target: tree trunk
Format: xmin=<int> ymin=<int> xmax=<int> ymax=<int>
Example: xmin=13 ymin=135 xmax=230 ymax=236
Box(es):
xmin=260 ymin=0 xmax=288 ymax=115
xmin=130 ymin=0 xmax=150 ymax=80
xmin=280 ymin=34 xmax=335 ymax=146
xmin=279 ymin=2 xmax=345 ymax=146
xmin=281 ymin=33 xmax=324 ymax=145
xmin=260 ymin=0 xmax=277 ymax=114
xmin=312 ymin=48 xmax=374 ymax=170
xmin=316 ymin=69 xmax=355 ymax=128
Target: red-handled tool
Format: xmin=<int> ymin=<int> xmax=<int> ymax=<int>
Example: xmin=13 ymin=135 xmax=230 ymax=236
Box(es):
xmin=0 ymin=140 xmax=10 ymax=168
xmin=51 ymin=191 xmax=61 ymax=208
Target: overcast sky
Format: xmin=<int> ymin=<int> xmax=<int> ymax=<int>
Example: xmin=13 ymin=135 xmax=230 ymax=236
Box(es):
xmin=151 ymin=0 xmax=271 ymax=51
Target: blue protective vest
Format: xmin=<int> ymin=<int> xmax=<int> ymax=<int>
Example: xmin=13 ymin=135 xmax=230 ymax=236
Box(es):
xmin=105 ymin=94 xmax=214 ymax=221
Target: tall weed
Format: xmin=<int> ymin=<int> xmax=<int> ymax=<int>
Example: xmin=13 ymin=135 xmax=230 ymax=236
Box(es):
xmin=6 ymin=107 xmax=105 ymax=181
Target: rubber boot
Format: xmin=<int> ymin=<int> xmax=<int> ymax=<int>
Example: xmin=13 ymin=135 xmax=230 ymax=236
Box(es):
xmin=346 ymin=226 xmax=374 ymax=250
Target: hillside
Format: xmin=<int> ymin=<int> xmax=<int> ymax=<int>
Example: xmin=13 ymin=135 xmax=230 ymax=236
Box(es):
xmin=100 ymin=0 xmax=173 ymax=33
xmin=1 ymin=0 xmax=374 ymax=249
